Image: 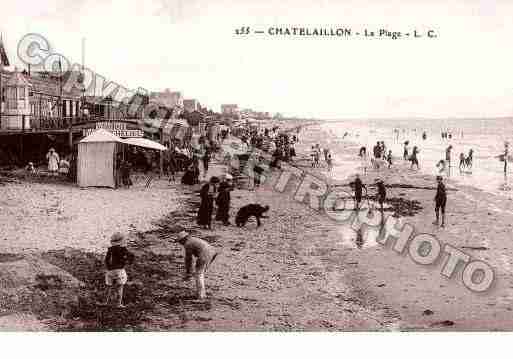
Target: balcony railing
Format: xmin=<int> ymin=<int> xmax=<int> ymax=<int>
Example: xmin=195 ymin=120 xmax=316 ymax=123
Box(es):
xmin=0 ymin=115 xmax=142 ymax=132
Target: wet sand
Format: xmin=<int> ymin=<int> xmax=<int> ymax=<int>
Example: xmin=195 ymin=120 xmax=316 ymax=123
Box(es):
xmin=297 ymin=123 xmax=513 ymax=330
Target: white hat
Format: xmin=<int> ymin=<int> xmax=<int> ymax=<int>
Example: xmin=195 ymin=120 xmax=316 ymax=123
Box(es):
xmin=225 ymin=173 xmax=233 ymax=180
xmin=177 ymin=231 xmax=189 ymax=240
xmin=110 ymin=232 xmax=126 ymax=246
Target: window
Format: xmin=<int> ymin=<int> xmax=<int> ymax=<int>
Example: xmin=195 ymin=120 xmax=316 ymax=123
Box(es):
xmin=18 ymin=87 xmax=25 ymax=100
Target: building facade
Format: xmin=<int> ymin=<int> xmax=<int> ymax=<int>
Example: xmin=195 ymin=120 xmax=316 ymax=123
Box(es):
xmin=150 ymin=89 xmax=183 ymax=108
xmin=0 ymin=69 xmax=83 ymax=131
xmin=221 ymin=104 xmax=239 ymax=115
xmin=183 ymin=99 xmax=201 ymax=113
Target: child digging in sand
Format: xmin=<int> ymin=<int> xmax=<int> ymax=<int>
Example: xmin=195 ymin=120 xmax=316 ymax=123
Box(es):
xmin=103 ymin=233 xmax=134 ymax=308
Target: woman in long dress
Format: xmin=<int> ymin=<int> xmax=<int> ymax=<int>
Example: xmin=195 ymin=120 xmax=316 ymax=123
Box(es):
xmin=46 ymin=148 xmax=59 ymax=175
xmin=197 ymin=176 xmax=220 ymax=229
xmin=215 ymin=175 xmax=233 ymax=226
xmin=181 ymin=162 xmax=200 ymax=185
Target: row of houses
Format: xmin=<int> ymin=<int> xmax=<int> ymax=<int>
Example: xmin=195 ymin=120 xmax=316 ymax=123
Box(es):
xmin=0 ymin=35 xmax=279 ymax=167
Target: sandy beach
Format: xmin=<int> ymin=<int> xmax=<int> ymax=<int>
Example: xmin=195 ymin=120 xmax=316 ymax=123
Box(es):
xmin=1 ymin=121 xmax=513 ymax=331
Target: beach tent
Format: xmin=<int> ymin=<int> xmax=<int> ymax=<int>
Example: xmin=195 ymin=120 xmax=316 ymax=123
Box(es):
xmin=77 ymin=129 xmax=123 ymax=188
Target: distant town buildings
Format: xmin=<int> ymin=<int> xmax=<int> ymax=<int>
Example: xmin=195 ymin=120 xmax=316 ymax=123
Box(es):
xmin=150 ymin=89 xmax=183 ymax=108
xmin=183 ymin=99 xmax=201 ymax=113
xmin=221 ymin=104 xmax=239 ymax=115
xmin=240 ymin=108 xmax=271 ymax=120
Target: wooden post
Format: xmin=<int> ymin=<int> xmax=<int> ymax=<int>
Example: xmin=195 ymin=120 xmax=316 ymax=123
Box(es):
xmin=159 ymin=128 xmax=163 ymax=177
xmin=21 ymin=115 xmax=25 ymax=164
xmin=0 ymin=65 xmax=2 ymax=127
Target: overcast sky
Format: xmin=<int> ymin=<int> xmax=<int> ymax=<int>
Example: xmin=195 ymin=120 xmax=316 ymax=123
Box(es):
xmin=2 ymin=0 xmax=513 ymax=119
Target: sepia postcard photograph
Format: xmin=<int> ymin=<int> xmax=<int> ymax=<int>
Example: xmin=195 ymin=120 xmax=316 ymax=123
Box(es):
xmin=1 ymin=0 xmax=513 ymax=355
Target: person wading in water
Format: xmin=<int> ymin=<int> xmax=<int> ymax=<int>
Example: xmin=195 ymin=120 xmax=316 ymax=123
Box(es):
xmin=433 ymin=175 xmax=447 ymax=227
xmin=350 ymin=174 xmax=366 ymax=211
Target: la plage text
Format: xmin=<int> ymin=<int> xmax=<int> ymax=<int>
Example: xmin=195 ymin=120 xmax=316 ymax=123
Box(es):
xmin=234 ymin=27 xmax=437 ymax=39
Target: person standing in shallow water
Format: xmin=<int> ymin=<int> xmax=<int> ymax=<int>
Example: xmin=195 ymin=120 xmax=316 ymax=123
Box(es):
xmin=410 ymin=146 xmax=420 ymax=170
xmin=386 ymin=150 xmax=393 ymax=169
xmin=445 ymin=145 xmax=453 ymax=177
xmin=503 ymin=142 xmax=509 ymax=180
xmin=350 ymin=174 xmax=366 ymax=211
xmin=403 ymin=141 xmax=409 ymax=160
xmin=433 ymin=175 xmax=447 ymax=227
xmin=375 ymin=179 xmax=386 ymax=224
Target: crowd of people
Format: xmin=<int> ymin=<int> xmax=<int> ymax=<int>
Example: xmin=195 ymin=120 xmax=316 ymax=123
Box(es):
xmin=21 ymin=124 xmax=482 ymax=307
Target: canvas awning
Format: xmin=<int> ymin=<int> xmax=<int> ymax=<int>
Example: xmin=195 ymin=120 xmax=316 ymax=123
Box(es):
xmin=123 ymin=137 xmax=167 ymax=151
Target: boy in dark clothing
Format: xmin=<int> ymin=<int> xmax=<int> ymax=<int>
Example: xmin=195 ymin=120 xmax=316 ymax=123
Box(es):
xmin=375 ymin=179 xmax=386 ymax=213
xmin=350 ymin=174 xmax=366 ymax=211
xmin=386 ymin=150 xmax=393 ymax=168
xmin=103 ymin=233 xmax=134 ymax=308
xmin=433 ymin=176 xmax=447 ymax=227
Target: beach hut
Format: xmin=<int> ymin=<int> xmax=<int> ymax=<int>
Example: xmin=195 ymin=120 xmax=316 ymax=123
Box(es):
xmin=77 ymin=129 xmax=123 ymax=188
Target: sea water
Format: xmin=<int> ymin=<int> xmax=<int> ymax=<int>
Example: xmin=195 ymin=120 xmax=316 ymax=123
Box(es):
xmin=322 ymin=118 xmax=513 ymax=198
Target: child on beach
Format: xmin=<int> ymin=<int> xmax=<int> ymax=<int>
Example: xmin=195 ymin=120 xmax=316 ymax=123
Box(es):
xmin=386 ymin=150 xmax=392 ymax=169
xmin=410 ymin=146 xmax=420 ymax=170
xmin=103 ymin=233 xmax=135 ymax=308
xmin=326 ymin=153 xmax=333 ymax=172
xmin=314 ymin=148 xmax=320 ymax=167
xmin=349 ymin=174 xmax=366 ymax=211
xmin=436 ymin=159 xmax=447 ymax=174
xmin=25 ymin=162 xmax=36 ymax=174
xmin=459 ymin=152 xmax=466 ymax=172
xmin=176 ymin=231 xmax=218 ymax=299
xmin=466 ymin=149 xmax=474 ymax=169
xmin=359 ymin=147 xmax=368 ymax=175
xmin=403 ymin=141 xmax=410 ymax=160
xmin=310 ymin=146 xmax=316 ymax=167
xmin=433 ymin=176 xmax=447 ymax=227
xmin=58 ymin=157 xmax=70 ymax=176
xmin=375 ymin=179 xmax=386 ymax=221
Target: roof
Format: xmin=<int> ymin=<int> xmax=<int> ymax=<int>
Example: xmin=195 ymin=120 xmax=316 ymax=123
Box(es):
xmin=79 ymin=129 xmax=123 ymax=143
xmin=5 ymin=68 xmax=31 ymax=87
xmin=0 ymin=37 xmax=9 ymax=67
xmin=0 ymin=69 xmax=82 ymax=99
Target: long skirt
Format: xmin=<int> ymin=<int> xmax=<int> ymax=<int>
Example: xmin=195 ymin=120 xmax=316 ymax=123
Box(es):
xmin=197 ymin=198 xmax=214 ymax=226
xmin=216 ymin=203 xmax=230 ymax=223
